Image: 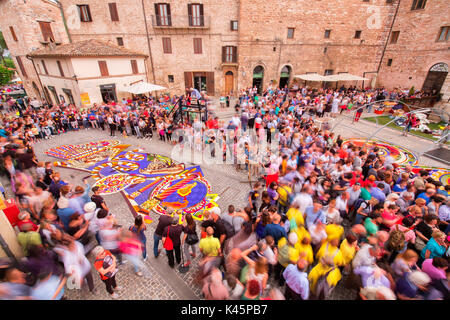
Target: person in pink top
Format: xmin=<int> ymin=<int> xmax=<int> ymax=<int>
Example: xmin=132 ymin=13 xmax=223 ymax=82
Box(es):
xmin=421 ymin=257 xmax=448 ymax=280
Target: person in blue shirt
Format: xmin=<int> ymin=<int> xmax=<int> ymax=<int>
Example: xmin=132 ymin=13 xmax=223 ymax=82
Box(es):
xmin=283 ymin=258 xmax=310 ymax=300
xmin=304 ymin=199 xmax=326 ymax=229
xmin=263 ymin=213 xmax=287 ymax=245
xmin=31 ymin=270 xmax=66 ymax=300
xmin=368 ymin=183 xmax=386 ymax=203
xmin=417 ymin=188 xmax=436 ymax=205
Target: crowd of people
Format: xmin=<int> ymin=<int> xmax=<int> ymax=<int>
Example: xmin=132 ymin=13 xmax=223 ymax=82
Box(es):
xmin=0 ymin=83 xmax=448 ymax=300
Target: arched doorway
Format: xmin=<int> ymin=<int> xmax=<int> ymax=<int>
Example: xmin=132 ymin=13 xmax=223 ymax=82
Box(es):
xmin=224 ymin=71 xmax=234 ymax=95
xmin=422 ymin=63 xmax=448 ymax=95
xmin=252 ymin=65 xmax=264 ymax=94
xmin=279 ymin=65 xmax=291 ymax=89
xmin=31 ymin=82 xmax=40 ymax=100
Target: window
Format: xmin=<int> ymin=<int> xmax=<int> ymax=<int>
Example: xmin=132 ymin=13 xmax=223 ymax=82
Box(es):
xmin=222 ymin=46 xmax=237 ymax=63
xmin=98 ymin=61 xmax=109 ymax=76
xmin=363 ymin=0 xmax=370 ymax=2
xmin=354 ymin=30 xmax=362 ymax=39
xmin=390 ymin=31 xmax=400 ymax=44
xmin=57 ymin=60 xmax=64 ymax=77
xmin=48 ymin=86 xmax=59 ymax=105
xmin=117 ymin=37 xmax=124 ymax=46
xmin=162 ymin=37 xmax=172 ymax=54
xmin=9 ymin=26 xmax=18 ymax=41
xmin=109 ymin=3 xmax=119 ymax=21
xmin=39 ymin=21 xmax=54 ymax=42
xmin=287 ymin=28 xmax=295 ymax=39
xmin=41 ymin=60 xmax=48 ymax=75
xmin=62 ymin=88 xmax=75 ymax=105
xmin=387 ymin=59 xmax=393 ymax=66
xmin=188 ymin=3 xmax=204 ymax=26
xmin=230 ymin=20 xmax=238 ymax=31
xmin=193 ymin=38 xmax=202 ymax=54
xmin=16 ymin=56 xmax=27 ymax=77
xmin=324 ymin=30 xmax=331 ymax=39
xmin=168 ymin=75 xmax=174 ymax=83
xmin=155 ymin=3 xmax=171 ymax=26
xmin=386 ymin=0 xmax=394 ymax=3
xmin=324 ymin=69 xmax=333 ymax=76
xmin=323 ymin=47 xmax=327 ymax=54
xmin=437 ymin=26 xmax=450 ymax=42
xmin=411 ymin=0 xmax=426 ymax=10
xmin=78 ymin=5 xmax=92 ymax=22
xmin=131 ymin=60 xmax=138 ymax=74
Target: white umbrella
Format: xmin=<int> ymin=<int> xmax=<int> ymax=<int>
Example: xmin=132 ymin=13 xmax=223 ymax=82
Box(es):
xmin=124 ymin=82 xmax=167 ymax=95
xmin=324 ymin=73 xmax=369 ymax=81
xmin=293 ymin=73 xmax=333 ymax=82
xmin=11 ymin=77 xmax=22 ymax=83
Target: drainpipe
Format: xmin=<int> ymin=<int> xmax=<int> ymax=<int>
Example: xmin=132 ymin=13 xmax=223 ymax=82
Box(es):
xmin=26 ymin=54 xmax=49 ymax=104
xmin=54 ymin=0 xmax=72 ymax=43
xmin=376 ymin=0 xmax=401 ymax=75
xmin=141 ymin=0 xmax=156 ymax=83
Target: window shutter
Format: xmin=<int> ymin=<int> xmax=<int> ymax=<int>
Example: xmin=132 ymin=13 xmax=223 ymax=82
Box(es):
xmin=167 ymin=4 xmax=172 ymax=26
xmin=162 ymin=38 xmax=172 ymax=53
xmin=109 ymin=3 xmax=119 ymax=21
xmin=98 ymin=61 xmax=109 ymax=76
xmin=222 ymin=47 xmax=226 ymax=62
xmin=41 ymin=60 xmax=48 ymax=75
xmin=232 ymin=46 xmax=237 ymax=63
xmin=206 ymin=72 xmax=214 ymax=95
xmin=57 ymin=60 xmax=64 ymax=77
xmin=154 ymin=3 xmax=161 ymax=26
xmin=131 ymin=60 xmax=138 ymax=74
xmin=187 ymin=4 xmax=193 ymax=26
xmin=199 ymin=4 xmax=204 ymax=26
xmin=16 ymin=56 xmax=27 ymax=77
xmin=184 ymin=72 xmax=193 ymax=89
xmin=194 ymin=38 xmax=202 ymax=54
xmin=86 ymin=5 xmax=92 ymax=21
xmin=9 ymin=26 xmax=18 ymax=41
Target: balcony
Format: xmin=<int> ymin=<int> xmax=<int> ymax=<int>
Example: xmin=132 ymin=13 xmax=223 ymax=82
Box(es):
xmin=151 ymin=15 xmax=210 ymax=29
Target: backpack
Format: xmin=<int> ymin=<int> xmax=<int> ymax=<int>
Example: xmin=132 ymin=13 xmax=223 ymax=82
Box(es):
xmin=386 ymin=225 xmax=407 ymax=252
xmin=221 ymin=217 xmax=236 ymax=239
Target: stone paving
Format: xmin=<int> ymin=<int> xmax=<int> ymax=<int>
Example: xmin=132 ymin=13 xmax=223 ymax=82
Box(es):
xmin=7 ymin=109 xmax=447 ymax=300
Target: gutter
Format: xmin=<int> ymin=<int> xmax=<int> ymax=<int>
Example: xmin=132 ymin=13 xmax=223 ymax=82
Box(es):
xmin=53 ymin=0 xmax=72 ymax=43
xmin=141 ymin=0 xmax=156 ymax=82
xmin=376 ymin=0 xmax=401 ymax=74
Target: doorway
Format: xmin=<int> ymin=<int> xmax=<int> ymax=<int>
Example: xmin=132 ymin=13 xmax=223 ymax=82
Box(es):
xmin=422 ymin=63 xmax=448 ymax=95
xmin=224 ymin=71 xmax=234 ymax=95
xmin=194 ymin=76 xmax=207 ymax=92
xmin=252 ymin=65 xmax=264 ymax=94
xmin=100 ymin=84 xmax=117 ymax=103
xmin=279 ymin=65 xmax=291 ymax=89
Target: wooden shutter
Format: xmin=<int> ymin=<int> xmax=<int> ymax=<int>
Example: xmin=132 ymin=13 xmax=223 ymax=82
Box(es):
xmin=16 ymin=56 xmax=27 ymax=77
xmin=117 ymin=37 xmax=124 ymax=46
xmin=154 ymin=3 xmax=161 ymax=26
xmin=41 ymin=60 xmax=48 ymax=75
xmin=187 ymin=4 xmax=192 ymax=26
xmin=39 ymin=21 xmax=54 ymax=42
xmin=9 ymin=26 xmax=18 ymax=41
xmin=222 ymin=46 xmax=226 ymax=62
xmin=232 ymin=46 xmax=237 ymax=63
xmin=131 ymin=60 xmax=138 ymax=74
xmin=98 ymin=61 xmax=109 ymax=76
xmin=199 ymin=4 xmax=204 ymax=26
xmin=206 ymin=72 xmax=214 ymax=95
xmin=57 ymin=60 xmax=64 ymax=77
xmin=162 ymin=38 xmax=172 ymax=53
xmin=109 ymin=3 xmax=119 ymax=21
xmin=194 ymin=38 xmax=202 ymax=54
xmin=184 ymin=71 xmax=193 ymax=89
xmin=86 ymin=5 xmax=92 ymax=21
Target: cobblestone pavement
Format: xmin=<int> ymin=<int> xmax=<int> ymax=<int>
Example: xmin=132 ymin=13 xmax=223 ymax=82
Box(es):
xmin=20 ymin=111 xmax=447 ymax=300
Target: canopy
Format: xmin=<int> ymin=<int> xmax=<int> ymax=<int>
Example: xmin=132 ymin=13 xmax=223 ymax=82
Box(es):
xmin=11 ymin=77 xmax=22 ymax=83
xmin=123 ymin=82 xmax=167 ymax=94
xmin=293 ymin=73 xmax=336 ymax=82
xmin=323 ymin=73 xmax=369 ymax=81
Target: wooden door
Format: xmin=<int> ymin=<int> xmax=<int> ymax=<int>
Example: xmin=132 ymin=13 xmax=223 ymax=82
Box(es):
xmin=224 ymin=71 xmax=233 ymax=94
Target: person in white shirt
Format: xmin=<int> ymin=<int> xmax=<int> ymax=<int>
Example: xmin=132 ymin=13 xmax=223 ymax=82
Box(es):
xmin=292 ymin=185 xmax=313 ymax=213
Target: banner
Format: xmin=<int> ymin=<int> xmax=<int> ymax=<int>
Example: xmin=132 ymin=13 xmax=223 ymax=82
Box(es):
xmin=80 ymin=92 xmax=91 ymax=105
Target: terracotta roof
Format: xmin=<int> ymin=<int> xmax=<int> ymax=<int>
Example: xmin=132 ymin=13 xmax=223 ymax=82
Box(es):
xmin=28 ymin=39 xmax=147 ymax=58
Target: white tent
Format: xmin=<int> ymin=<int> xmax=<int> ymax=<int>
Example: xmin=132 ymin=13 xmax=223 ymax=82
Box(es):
xmin=124 ymin=82 xmax=167 ymax=95
xmin=293 ymin=73 xmax=333 ymax=82
xmin=10 ymin=77 xmax=22 ymax=83
xmin=324 ymin=73 xmax=369 ymax=81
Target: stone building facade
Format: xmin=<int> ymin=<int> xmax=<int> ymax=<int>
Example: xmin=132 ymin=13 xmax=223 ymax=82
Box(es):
xmin=0 ymin=0 xmax=449 ymax=106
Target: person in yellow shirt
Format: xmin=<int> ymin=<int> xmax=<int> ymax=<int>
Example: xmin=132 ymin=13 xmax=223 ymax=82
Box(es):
xmin=286 ymin=205 xmax=304 ymax=228
xmin=199 ymin=226 xmax=221 ymax=257
xmin=275 ymin=232 xmax=299 ymax=286
xmin=277 ymin=183 xmax=292 ymax=216
xmin=339 ymin=233 xmax=359 ymax=273
xmin=295 ymin=236 xmax=314 ymax=265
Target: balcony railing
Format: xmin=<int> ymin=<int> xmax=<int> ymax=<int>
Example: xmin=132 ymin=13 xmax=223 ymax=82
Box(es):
xmin=151 ymin=15 xmax=210 ymax=29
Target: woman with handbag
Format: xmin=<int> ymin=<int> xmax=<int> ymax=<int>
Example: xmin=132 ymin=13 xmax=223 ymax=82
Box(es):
xmin=162 ymin=215 xmax=183 ymax=268
xmin=182 ymin=213 xmax=199 ymax=268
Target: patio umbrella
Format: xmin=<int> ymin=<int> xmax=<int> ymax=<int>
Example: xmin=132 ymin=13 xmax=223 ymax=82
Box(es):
xmin=124 ymin=82 xmax=167 ymax=95
xmin=323 ymin=73 xmax=369 ymax=81
xmin=293 ymin=73 xmax=334 ymax=82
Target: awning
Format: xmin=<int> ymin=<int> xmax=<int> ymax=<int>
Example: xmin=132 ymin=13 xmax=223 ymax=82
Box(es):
xmin=293 ymin=73 xmax=335 ymax=82
xmin=323 ymin=73 xmax=369 ymax=81
xmin=123 ymin=82 xmax=167 ymax=94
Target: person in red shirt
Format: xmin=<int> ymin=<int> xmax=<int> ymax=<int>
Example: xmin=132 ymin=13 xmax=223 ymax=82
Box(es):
xmin=93 ymin=246 xmax=122 ymax=299
xmin=363 ymin=175 xmax=377 ymax=189
xmin=17 ymin=211 xmax=39 ymax=232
